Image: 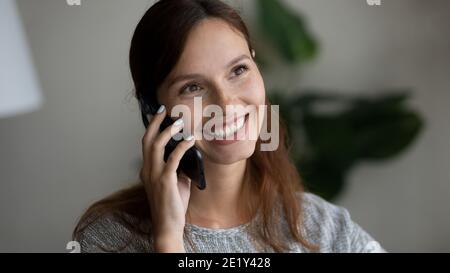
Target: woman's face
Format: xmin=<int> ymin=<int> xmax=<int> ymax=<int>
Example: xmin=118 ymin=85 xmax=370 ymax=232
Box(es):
xmin=157 ymin=18 xmax=266 ymax=164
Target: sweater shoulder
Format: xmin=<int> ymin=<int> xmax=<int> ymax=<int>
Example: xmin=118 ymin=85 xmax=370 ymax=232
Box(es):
xmin=74 ymin=212 xmax=152 ymax=253
xmin=298 ymin=192 xmax=386 ymax=253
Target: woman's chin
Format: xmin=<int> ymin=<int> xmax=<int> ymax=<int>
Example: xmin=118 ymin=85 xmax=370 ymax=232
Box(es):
xmin=200 ymin=140 xmax=257 ymax=164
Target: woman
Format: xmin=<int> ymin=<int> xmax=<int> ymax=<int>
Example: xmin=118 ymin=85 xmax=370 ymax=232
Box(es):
xmin=73 ymin=0 xmax=385 ymax=253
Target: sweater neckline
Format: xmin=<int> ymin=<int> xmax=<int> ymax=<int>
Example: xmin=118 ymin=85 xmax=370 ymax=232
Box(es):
xmin=185 ymin=220 xmax=253 ymax=236
xmin=185 ymin=210 xmax=264 ymax=236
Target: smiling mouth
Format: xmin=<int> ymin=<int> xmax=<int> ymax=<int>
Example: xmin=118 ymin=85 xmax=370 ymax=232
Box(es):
xmin=203 ymin=114 xmax=249 ymax=139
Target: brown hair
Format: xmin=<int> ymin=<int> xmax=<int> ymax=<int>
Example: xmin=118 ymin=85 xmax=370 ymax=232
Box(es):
xmin=73 ymin=0 xmax=316 ymax=252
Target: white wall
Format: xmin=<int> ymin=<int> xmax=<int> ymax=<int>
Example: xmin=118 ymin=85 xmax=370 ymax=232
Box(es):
xmin=0 ymin=0 xmax=448 ymax=252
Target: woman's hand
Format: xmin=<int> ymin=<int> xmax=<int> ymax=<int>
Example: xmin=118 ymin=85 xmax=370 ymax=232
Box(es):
xmin=139 ymin=105 xmax=195 ymax=253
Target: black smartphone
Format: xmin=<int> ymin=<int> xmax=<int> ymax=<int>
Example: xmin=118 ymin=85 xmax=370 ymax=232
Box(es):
xmin=140 ymin=101 xmax=206 ymax=190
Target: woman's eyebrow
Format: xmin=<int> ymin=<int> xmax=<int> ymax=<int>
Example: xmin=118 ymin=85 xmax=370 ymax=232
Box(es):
xmin=167 ymin=54 xmax=250 ymax=88
xmin=168 ymin=73 xmax=203 ymax=89
xmin=225 ymin=54 xmax=250 ymax=69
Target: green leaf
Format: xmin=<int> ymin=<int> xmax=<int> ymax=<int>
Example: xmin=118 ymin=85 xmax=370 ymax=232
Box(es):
xmin=256 ymin=0 xmax=319 ymax=64
xmin=275 ymin=90 xmax=424 ymax=200
xmin=347 ymin=94 xmax=424 ymax=160
xmin=297 ymin=157 xmax=348 ymax=201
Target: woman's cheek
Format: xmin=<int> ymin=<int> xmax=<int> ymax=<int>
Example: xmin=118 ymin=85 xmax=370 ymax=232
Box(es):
xmin=241 ymin=74 xmax=266 ymax=105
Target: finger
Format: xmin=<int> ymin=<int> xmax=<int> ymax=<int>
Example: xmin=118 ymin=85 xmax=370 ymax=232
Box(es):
xmin=151 ymin=118 xmax=186 ymax=174
xmin=141 ymin=105 xmax=166 ymax=170
xmin=164 ymin=135 xmax=196 ymax=174
xmin=177 ymin=172 xmax=192 ymax=190
xmin=178 ymin=172 xmax=192 ymax=184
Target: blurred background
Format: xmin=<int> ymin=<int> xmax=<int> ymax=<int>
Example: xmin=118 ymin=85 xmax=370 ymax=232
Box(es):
xmin=0 ymin=0 xmax=449 ymax=252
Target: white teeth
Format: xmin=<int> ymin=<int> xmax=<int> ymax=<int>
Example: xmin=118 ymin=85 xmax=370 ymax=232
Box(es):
xmin=206 ymin=116 xmax=246 ymax=138
xmin=225 ymin=126 xmax=231 ymax=136
xmin=237 ymin=116 xmax=244 ymax=128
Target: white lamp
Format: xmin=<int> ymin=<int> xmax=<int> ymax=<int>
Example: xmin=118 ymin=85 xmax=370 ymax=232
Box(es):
xmin=0 ymin=0 xmax=43 ymax=118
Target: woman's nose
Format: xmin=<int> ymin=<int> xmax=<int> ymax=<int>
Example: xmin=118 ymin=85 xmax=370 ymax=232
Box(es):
xmin=211 ymin=85 xmax=236 ymax=110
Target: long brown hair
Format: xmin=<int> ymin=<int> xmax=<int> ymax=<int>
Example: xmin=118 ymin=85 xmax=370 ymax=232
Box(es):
xmin=73 ymin=0 xmax=316 ymax=252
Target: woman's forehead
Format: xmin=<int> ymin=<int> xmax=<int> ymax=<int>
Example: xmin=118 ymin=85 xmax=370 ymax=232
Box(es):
xmin=173 ymin=18 xmax=250 ymax=73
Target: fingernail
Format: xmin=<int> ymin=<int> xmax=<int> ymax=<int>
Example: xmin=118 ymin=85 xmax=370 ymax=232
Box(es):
xmin=184 ymin=135 xmax=194 ymax=141
xmin=157 ymin=105 xmax=165 ymax=114
xmin=174 ymin=118 xmax=184 ymax=126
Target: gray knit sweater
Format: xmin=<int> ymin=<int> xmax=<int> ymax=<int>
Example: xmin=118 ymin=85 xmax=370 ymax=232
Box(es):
xmin=75 ymin=192 xmax=386 ymax=253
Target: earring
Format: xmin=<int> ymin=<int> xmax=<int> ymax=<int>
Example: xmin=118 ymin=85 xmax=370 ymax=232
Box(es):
xmin=251 ymin=49 xmax=256 ymax=58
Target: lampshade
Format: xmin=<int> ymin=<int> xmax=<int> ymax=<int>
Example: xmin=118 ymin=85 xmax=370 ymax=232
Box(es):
xmin=0 ymin=0 xmax=43 ymax=118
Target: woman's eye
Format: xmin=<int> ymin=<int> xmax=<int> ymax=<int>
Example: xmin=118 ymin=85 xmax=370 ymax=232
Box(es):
xmin=232 ymin=64 xmax=249 ymax=77
xmin=181 ymin=83 xmax=202 ymax=94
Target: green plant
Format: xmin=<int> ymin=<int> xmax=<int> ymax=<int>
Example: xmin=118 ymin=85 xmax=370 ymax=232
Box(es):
xmin=271 ymin=91 xmax=423 ymax=200
xmin=254 ymin=0 xmax=424 ymax=200
xmin=256 ymin=0 xmax=318 ymax=64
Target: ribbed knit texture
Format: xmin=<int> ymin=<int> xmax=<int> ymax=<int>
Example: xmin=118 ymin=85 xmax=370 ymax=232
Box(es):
xmin=75 ymin=192 xmax=386 ymax=253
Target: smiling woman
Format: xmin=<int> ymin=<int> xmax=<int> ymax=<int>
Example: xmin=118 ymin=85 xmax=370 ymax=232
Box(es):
xmin=72 ymin=0 xmax=385 ymax=253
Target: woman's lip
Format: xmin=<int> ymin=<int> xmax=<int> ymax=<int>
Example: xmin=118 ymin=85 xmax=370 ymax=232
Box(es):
xmin=211 ymin=114 xmax=248 ymax=130
xmin=207 ymin=114 xmax=249 ymax=145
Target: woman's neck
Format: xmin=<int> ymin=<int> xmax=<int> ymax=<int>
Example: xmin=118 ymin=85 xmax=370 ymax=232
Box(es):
xmin=187 ymin=158 xmax=250 ymax=228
